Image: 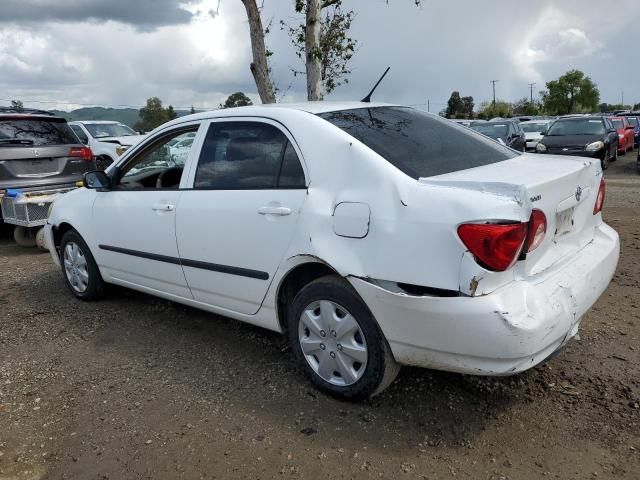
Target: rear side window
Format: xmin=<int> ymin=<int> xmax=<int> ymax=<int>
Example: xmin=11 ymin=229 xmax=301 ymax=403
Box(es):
xmin=0 ymin=118 xmax=78 ymax=146
xmin=194 ymin=122 xmax=305 ymax=189
xmin=319 ymin=107 xmax=517 ymax=179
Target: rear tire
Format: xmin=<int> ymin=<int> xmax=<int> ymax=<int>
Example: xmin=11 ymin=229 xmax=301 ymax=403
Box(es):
xmin=13 ymin=226 xmax=37 ymax=248
xmin=287 ymin=275 xmax=400 ymax=400
xmin=59 ymin=230 xmax=105 ymax=301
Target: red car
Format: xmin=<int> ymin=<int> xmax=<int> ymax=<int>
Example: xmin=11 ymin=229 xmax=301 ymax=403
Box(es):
xmin=609 ymin=116 xmax=635 ymax=154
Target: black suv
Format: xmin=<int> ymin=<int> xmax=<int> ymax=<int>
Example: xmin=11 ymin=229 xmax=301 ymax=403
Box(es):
xmin=470 ymin=120 xmax=526 ymax=152
xmin=0 ymin=108 xmax=94 ymax=192
xmin=534 ymin=115 xmax=618 ymax=170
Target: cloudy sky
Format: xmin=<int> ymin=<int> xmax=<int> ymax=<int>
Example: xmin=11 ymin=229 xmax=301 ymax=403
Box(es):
xmin=1 ymin=0 xmax=639 ymax=112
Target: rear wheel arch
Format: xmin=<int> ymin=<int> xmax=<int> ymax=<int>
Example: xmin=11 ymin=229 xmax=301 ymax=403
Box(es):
xmin=276 ymin=260 xmax=340 ymax=334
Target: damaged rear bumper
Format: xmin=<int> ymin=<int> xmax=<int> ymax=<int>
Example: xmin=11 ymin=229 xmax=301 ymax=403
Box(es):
xmin=349 ymin=223 xmax=619 ymax=375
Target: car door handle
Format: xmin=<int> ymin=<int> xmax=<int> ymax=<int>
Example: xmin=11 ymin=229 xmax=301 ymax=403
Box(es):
xmin=258 ymin=206 xmax=291 ymax=216
xmin=152 ymin=203 xmax=175 ymax=212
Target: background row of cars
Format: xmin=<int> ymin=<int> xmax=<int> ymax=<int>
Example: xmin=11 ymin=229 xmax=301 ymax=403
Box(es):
xmin=454 ymin=112 xmax=640 ymax=172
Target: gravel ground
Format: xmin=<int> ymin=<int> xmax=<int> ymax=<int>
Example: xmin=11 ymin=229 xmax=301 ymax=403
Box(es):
xmin=1 ymin=154 xmax=639 ymax=480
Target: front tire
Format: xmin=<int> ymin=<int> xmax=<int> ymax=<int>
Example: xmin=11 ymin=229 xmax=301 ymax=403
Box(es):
xmin=288 ymin=275 xmax=399 ymax=400
xmin=60 ymin=230 xmax=105 ymax=300
xmin=602 ymin=150 xmax=610 ymax=170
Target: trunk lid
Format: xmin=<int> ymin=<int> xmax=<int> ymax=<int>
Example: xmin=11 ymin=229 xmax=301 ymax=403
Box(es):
xmin=420 ymin=153 xmax=601 ymax=278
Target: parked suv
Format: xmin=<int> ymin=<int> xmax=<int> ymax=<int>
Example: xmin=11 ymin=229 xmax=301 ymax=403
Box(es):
xmin=69 ymin=121 xmax=145 ymax=170
xmin=535 ymin=115 xmax=618 ymax=169
xmin=0 ymin=107 xmax=94 ymax=245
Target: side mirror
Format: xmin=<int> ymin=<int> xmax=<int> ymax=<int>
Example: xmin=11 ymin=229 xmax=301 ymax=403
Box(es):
xmin=83 ymin=170 xmax=111 ymax=190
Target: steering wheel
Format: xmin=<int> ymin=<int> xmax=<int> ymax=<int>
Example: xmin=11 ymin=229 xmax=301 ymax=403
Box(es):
xmin=156 ymin=167 xmax=183 ymax=189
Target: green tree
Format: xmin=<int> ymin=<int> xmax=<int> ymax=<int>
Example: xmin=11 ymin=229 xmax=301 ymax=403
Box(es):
xmin=134 ymin=97 xmax=175 ymax=133
xmin=633 ymin=102 xmax=640 ymax=111
xmin=461 ymin=96 xmax=474 ymax=118
xmin=512 ymin=97 xmax=540 ymax=116
xmin=220 ymin=92 xmax=253 ymax=109
xmin=477 ymin=100 xmax=513 ymax=119
xmin=446 ymin=91 xmax=464 ymax=118
xmin=10 ymin=100 xmax=24 ymax=112
xmin=540 ymin=70 xmax=599 ymax=115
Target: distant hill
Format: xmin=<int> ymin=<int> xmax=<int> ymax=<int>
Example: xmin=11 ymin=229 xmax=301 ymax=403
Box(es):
xmin=49 ymin=107 xmax=197 ymax=128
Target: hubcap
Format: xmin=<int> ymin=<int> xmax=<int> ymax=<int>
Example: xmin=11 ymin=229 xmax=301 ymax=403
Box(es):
xmin=298 ymin=300 xmax=368 ymax=386
xmin=63 ymin=242 xmax=89 ymax=293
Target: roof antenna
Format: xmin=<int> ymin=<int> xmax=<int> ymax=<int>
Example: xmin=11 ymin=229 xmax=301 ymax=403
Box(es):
xmin=361 ymin=66 xmax=391 ymax=103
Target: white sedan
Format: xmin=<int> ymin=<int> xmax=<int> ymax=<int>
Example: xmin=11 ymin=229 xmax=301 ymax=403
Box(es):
xmin=45 ymin=102 xmax=619 ymax=400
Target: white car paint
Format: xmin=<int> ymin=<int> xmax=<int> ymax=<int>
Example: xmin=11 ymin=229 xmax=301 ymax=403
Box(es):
xmin=46 ymin=102 xmax=619 ymax=379
xmin=521 ymin=119 xmax=555 ymax=151
xmin=69 ymin=121 xmax=146 ymax=163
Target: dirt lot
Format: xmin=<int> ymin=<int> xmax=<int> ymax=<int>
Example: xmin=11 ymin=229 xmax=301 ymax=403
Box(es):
xmin=1 ymin=155 xmax=639 ymax=480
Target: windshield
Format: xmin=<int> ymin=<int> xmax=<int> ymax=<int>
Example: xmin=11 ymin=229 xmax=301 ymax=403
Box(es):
xmin=627 ymin=117 xmax=638 ymax=127
xmin=546 ymin=119 xmax=605 ymax=136
xmin=521 ymin=122 xmax=548 ymax=133
xmin=470 ymin=123 xmax=508 ymax=140
xmin=611 ymin=119 xmax=624 ymax=129
xmin=85 ymin=123 xmax=136 ymax=138
xmin=0 ymin=118 xmax=78 ymax=146
xmin=318 ymin=107 xmax=517 ymax=179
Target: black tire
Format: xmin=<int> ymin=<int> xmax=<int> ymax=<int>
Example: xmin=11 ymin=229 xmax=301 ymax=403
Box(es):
xmin=601 ymin=150 xmax=610 ymax=170
xmin=59 ymin=230 xmax=105 ymax=301
xmin=287 ymin=275 xmax=399 ymax=400
xmin=13 ymin=226 xmax=37 ymax=248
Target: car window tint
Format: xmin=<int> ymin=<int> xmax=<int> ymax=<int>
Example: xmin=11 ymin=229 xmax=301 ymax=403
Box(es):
xmin=195 ymin=122 xmax=287 ymax=189
xmin=611 ymin=119 xmax=623 ymax=129
xmin=320 ymin=107 xmax=516 ymax=179
xmin=117 ymin=129 xmax=197 ymax=190
xmin=628 ymin=117 xmax=638 ymax=127
xmin=0 ymin=118 xmax=78 ymax=146
xmin=70 ymin=125 xmax=89 ymax=144
xmin=278 ymin=141 xmax=306 ymax=187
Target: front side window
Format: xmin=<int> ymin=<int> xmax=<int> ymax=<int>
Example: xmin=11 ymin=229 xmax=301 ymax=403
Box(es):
xmin=194 ymin=121 xmax=305 ymax=189
xmin=116 ymin=129 xmax=198 ymax=189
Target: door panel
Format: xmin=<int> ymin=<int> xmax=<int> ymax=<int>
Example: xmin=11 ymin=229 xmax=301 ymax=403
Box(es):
xmin=93 ymin=190 xmax=190 ymax=297
xmin=92 ymin=125 xmax=202 ymax=297
xmin=176 ymin=189 xmax=306 ymax=313
xmin=176 ymin=118 xmax=308 ymax=314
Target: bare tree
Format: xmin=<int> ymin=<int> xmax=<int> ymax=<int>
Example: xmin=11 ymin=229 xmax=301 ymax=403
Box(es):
xmin=241 ymin=0 xmax=276 ymax=103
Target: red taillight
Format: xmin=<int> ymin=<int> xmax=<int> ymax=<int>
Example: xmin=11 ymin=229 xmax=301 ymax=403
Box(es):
xmin=593 ymin=177 xmax=605 ymax=214
xmin=526 ymin=209 xmax=547 ymax=252
xmin=458 ymin=223 xmax=527 ymax=272
xmin=69 ymin=146 xmax=93 ymax=161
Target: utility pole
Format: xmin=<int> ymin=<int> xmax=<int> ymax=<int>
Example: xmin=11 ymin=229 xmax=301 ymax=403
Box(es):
xmin=490 ymin=80 xmax=499 ymax=108
xmin=528 ymin=82 xmax=536 ymax=104
xmin=622 ymin=91 xmax=624 ymax=106
xmin=427 ymin=99 xmax=430 ymax=112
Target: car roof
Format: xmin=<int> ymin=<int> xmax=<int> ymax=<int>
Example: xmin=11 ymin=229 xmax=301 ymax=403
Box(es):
xmin=558 ymin=115 xmax=603 ymax=121
xmin=521 ymin=119 xmax=553 ymax=124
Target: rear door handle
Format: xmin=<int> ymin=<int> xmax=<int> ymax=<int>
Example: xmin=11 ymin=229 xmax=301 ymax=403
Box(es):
xmin=152 ymin=203 xmax=175 ymax=212
xmin=258 ymin=206 xmax=291 ymax=216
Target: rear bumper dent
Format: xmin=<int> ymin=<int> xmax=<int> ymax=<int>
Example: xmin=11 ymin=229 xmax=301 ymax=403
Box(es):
xmin=349 ymin=223 xmax=619 ymax=375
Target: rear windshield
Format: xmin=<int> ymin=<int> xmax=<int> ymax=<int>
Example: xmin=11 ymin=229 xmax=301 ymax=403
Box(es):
xmin=628 ymin=117 xmax=638 ymax=126
xmin=546 ymin=119 xmax=605 ymax=136
xmin=318 ymin=107 xmax=516 ymax=179
xmin=0 ymin=118 xmax=78 ymax=146
xmin=470 ymin=123 xmax=508 ymax=139
xmin=611 ymin=119 xmax=624 ymax=129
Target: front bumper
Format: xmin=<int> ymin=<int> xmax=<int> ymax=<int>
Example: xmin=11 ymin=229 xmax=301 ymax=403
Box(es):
xmin=349 ymin=223 xmax=619 ymax=375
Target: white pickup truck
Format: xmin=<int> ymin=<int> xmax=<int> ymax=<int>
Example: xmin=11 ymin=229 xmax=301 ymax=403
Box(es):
xmin=69 ymin=121 xmax=146 ymax=170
